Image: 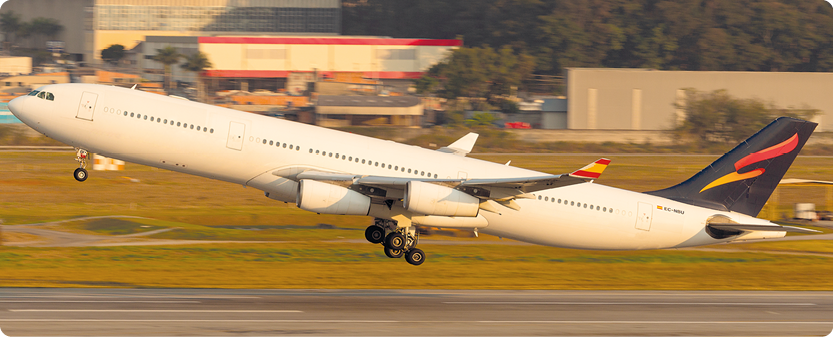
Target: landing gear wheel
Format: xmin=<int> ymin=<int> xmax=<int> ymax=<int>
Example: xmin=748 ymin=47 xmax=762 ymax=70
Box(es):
xmin=384 ymin=247 xmax=404 ymax=258
xmin=405 ymin=248 xmax=425 ymax=266
xmin=385 ymin=232 xmax=406 ymax=250
xmin=365 ymin=226 xmax=385 ymax=244
xmin=73 ymin=168 xmax=88 ymax=182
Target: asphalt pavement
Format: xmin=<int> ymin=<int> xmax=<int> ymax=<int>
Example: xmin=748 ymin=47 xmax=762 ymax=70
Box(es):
xmin=0 ymin=289 xmax=830 ymax=336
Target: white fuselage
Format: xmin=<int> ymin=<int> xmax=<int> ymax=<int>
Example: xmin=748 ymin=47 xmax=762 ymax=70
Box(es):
xmin=10 ymin=84 xmax=783 ymax=250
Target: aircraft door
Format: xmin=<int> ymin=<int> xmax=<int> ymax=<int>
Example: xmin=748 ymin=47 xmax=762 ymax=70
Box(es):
xmin=226 ymin=121 xmax=245 ymax=151
xmin=635 ymin=202 xmax=653 ymax=231
xmin=76 ymin=92 xmax=98 ymax=121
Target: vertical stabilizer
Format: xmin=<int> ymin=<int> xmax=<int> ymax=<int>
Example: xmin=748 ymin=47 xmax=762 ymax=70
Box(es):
xmin=647 ymin=117 xmax=816 ymax=216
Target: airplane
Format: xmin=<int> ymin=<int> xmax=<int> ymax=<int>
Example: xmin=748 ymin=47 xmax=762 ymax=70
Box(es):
xmin=8 ymin=83 xmax=820 ymax=265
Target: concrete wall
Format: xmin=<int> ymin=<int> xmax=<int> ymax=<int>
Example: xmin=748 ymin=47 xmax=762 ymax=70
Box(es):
xmin=567 ymin=68 xmax=833 ymax=131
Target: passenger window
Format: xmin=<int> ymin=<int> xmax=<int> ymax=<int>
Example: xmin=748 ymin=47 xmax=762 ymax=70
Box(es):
xmin=190 ymin=125 xmax=194 ymax=129
xmin=329 ymin=153 xmax=333 ymax=157
xmin=150 ymin=117 xmax=154 ymax=122
xmin=316 ymin=150 xmax=320 ymax=154
xmin=263 ymin=139 xmax=268 ymax=144
xmin=137 ymin=114 xmax=141 ymax=118
xmin=124 ymin=111 xmax=128 ymax=116
xmin=362 ymin=159 xmax=365 ymax=164
xmin=375 ymin=162 xmax=378 ymax=166
xmin=558 ymin=199 xmax=562 ymax=203
xmin=551 ymin=198 xmax=555 ymax=203
xmin=538 ymin=195 xmax=542 ymax=200
xmin=544 ymin=197 xmax=549 ymax=201
xmin=434 ymin=174 xmax=438 ymax=178
xmin=163 ymin=119 xmax=167 ymax=123
xmin=288 ymin=145 xmax=292 ymax=149
xmin=603 ymin=207 xmax=607 ymax=212
xmin=130 ymin=112 xmax=135 ymax=117
xmin=196 ymin=126 xmax=200 ymax=130
xmin=570 ymin=201 xmax=574 ymax=206
xmin=408 ymin=169 xmax=412 ymax=173
xmin=183 ymin=123 xmax=187 ymax=128
xmin=144 ymin=115 xmax=148 ymax=120
xmin=210 ymin=129 xmax=214 ymax=133
xmin=310 ymin=149 xmax=314 ymax=153
xmin=394 ymin=166 xmax=398 ymax=170
xmin=177 ymin=122 xmax=181 ymax=127
xmin=322 ymin=151 xmax=326 ymax=156
xmin=583 ymin=203 xmax=587 ymax=208
xmin=349 ymin=156 xmax=352 ymax=161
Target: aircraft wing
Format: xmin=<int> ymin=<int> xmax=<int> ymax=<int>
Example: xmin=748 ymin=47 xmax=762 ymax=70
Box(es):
xmin=275 ymin=158 xmax=611 ymax=203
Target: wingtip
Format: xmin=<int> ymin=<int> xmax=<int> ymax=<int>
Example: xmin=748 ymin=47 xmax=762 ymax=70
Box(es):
xmin=569 ymin=158 xmax=611 ymax=179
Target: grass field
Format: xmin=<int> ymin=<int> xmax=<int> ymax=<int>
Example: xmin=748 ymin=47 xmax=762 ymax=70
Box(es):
xmin=1 ymin=151 xmax=833 ymax=289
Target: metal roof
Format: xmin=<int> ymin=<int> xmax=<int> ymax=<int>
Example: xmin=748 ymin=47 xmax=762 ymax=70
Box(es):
xmin=316 ymin=95 xmax=421 ymax=108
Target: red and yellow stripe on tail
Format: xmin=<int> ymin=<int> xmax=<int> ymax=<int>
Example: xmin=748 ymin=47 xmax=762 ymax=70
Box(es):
xmin=569 ymin=158 xmax=611 ymax=180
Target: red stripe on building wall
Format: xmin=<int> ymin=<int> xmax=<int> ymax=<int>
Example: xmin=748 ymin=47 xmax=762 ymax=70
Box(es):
xmin=203 ymin=70 xmax=425 ymax=79
xmin=198 ymin=37 xmax=462 ymax=46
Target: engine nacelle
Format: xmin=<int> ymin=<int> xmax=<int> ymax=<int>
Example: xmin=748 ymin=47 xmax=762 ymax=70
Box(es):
xmin=404 ymin=181 xmax=479 ymax=217
xmin=296 ymin=179 xmax=370 ymax=215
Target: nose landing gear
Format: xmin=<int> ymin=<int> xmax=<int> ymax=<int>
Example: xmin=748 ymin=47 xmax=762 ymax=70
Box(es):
xmin=74 ymin=148 xmax=89 ymax=182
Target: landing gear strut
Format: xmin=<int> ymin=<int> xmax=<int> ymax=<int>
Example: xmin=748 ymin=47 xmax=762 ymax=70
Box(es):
xmin=366 ymin=218 xmax=425 ymax=266
xmin=74 ymin=148 xmax=89 ymax=182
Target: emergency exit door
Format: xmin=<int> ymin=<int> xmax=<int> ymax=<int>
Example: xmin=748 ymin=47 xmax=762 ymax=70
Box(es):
xmin=76 ymin=92 xmax=98 ymax=121
xmin=226 ymin=121 xmax=245 ymax=151
xmin=635 ymin=202 xmax=653 ymax=231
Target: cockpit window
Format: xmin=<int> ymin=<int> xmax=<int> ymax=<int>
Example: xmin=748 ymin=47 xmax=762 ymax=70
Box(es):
xmin=31 ymin=91 xmax=55 ymax=101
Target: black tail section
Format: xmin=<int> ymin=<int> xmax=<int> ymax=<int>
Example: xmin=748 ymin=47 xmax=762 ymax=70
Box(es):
xmin=648 ymin=117 xmax=817 ymax=217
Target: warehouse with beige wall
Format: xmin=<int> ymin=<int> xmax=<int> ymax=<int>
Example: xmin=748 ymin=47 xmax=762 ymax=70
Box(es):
xmin=567 ymin=68 xmax=832 ymax=131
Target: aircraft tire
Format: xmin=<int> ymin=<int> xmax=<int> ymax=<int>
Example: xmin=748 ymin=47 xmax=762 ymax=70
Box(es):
xmin=384 ymin=247 xmax=404 ymax=258
xmin=73 ymin=168 xmax=88 ymax=182
xmin=385 ymin=232 xmax=406 ymax=250
xmin=365 ymin=225 xmax=385 ymax=244
xmin=405 ymin=248 xmax=425 ymax=266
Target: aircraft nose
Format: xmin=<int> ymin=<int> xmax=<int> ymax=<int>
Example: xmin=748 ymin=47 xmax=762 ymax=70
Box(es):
xmin=8 ymin=95 xmax=27 ymax=119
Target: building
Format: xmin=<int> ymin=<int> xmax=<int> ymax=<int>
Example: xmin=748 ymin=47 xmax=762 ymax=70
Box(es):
xmin=316 ymin=95 xmax=423 ymax=127
xmin=0 ymin=0 xmax=341 ymax=64
xmin=566 ymin=68 xmax=832 ymax=131
xmin=198 ymin=36 xmax=462 ymax=92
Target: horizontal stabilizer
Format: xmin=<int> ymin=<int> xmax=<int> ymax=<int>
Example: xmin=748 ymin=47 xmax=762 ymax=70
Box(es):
xmin=707 ymin=223 xmax=821 ymax=233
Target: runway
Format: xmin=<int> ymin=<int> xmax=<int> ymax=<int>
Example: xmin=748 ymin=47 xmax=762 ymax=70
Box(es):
xmin=0 ymin=289 xmax=830 ymax=336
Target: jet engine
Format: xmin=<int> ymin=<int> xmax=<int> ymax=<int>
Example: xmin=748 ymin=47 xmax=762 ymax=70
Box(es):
xmin=296 ymin=179 xmax=371 ymax=215
xmin=404 ymin=181 xmax=479 ymax=217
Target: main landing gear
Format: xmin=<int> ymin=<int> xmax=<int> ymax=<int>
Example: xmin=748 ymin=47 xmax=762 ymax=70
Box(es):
xmin=73 ymin=148 xmax=89 ymax=182
xmin=365 ymin=218 xmax=425 ymax=266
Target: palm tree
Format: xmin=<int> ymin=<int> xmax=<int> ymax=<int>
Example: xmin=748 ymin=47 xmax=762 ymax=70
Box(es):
xmin=0 ymin=11 xmax=21 ymax=52
xmin=153 ymin=46 xmax=182 ymax=92
xmin=180 ymin=51 xmax=213 ymax=102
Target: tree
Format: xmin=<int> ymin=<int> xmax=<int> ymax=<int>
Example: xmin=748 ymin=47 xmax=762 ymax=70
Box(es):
xmin=180 ymin=51 xmax=213 ymax=102
xmin=0 ymin=11 xmax=21 ymax=52
xmin=674 ymin=89 xmax=817 ymax=145
xmin=27 ymin=17 xmax=63 ymax=49
xmin=465 ymin=111 xmax=498 ymax=128
xmin=153 ymin=46 xmax=182 ymax=92
xmin=101 ymin=44 xmax=125 ymax=65
xmin=418 ymin=45 xmax=535 ymax=109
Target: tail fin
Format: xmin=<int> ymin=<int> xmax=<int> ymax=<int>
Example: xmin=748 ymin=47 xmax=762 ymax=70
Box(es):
xmin=647 ymin=117 xmax=816 ymax=217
